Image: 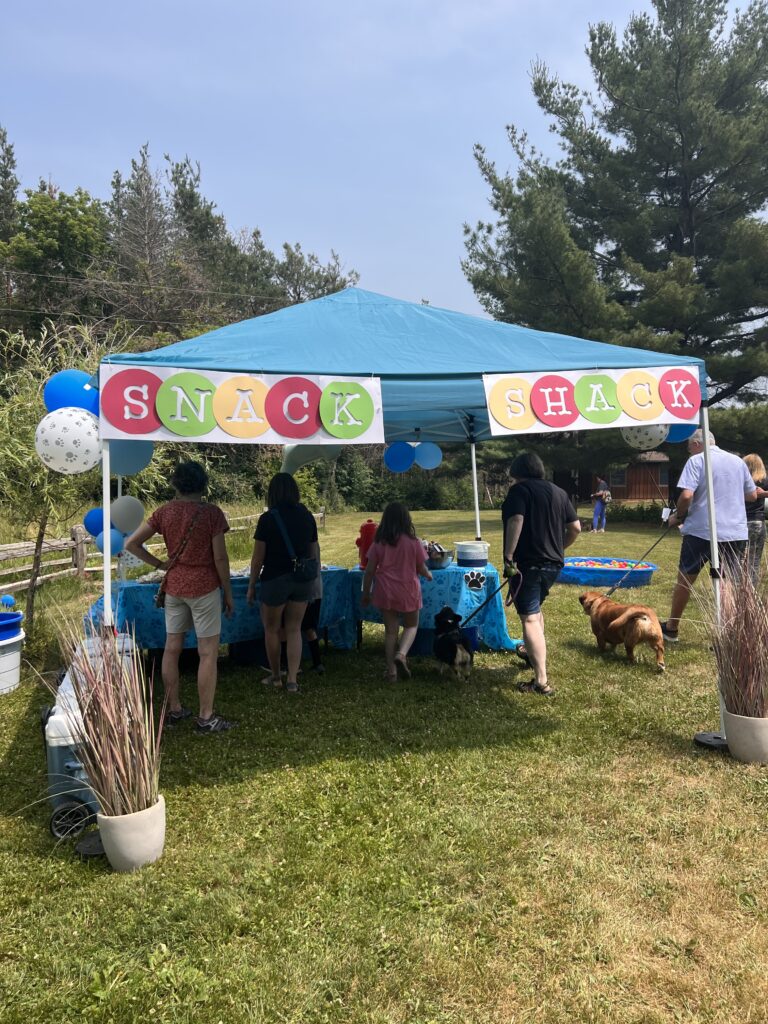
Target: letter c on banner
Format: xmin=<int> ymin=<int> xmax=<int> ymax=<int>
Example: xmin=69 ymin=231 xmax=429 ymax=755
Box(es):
xmin=616 ymin=371 xmax=663 ymax=421
xmin=265 ymin=376 xmax=322 ymax=439
xmin=101 ymin=369 xmax=162 ymax=433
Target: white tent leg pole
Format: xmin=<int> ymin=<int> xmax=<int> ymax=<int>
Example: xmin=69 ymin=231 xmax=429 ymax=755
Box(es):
xmin=695 ymin=404 xmax=727 ymax=749
xmin=470 ymin=440 xmax=482 ymax=540
xmin=101 ymin=440 xmax=113 ymax=628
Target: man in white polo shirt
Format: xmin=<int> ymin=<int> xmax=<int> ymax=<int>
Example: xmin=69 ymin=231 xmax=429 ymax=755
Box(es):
xmin=662 ymin=429 xmax=757 ymax=642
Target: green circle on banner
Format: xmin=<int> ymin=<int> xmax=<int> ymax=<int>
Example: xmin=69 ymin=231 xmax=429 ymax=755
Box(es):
xmin=156 ymin=372 xmax=217 ymax=436
xmin=319 ymin=381 xmax=375 ymax=439
xmin=574 ymin=374 xmax=621 ymax=424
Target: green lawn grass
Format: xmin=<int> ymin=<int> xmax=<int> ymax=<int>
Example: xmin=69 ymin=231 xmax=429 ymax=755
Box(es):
xmin=1 ymin=510 xmax=767 ymax=1023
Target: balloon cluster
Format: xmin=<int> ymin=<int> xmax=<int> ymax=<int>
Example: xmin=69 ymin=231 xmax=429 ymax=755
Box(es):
xmin=34 ymin=369 xmax=155 ymax=479
xmin=384 ymin=442 xmax=443 ymax=473
xmin=83 ymin=495 xmax=147 ymax=555
xmin=621 ymin=422 xmax=698 ymax=451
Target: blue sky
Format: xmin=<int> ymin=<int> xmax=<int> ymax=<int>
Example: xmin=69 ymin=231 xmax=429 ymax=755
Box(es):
xmin=3 ymin=0 xmax=652 ymax=314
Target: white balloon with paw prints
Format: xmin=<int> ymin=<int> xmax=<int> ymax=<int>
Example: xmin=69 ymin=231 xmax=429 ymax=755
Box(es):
xmin=619 ymin=424 xmax=670 ymax=451
xmin=34 ymin=407 xmax=102 ymax=474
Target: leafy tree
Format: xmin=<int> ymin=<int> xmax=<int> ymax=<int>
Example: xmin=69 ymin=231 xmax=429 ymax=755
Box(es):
xmin=0 ymin=182 xmax=109 ymax=333
xmin=464 ymin=0 xmax=768 ymax=403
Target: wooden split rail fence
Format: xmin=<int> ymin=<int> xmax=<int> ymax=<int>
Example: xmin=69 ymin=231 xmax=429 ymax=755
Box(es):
xmin=0 ymin=509 xmax=326 ymax=596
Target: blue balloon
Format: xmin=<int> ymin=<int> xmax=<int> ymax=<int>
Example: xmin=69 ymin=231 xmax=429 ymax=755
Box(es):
xmin=1 ymin=595 xmax=16 ymax=608
xmin=83 ymin=507 xmax=104 ymax=538
xmin=95 ymin=529 xmax=125 ymax=555
xmin=110 ymin=439 xmax=154 ymax=476
xmin=384 ymin=442 xmax=416 ymax=473
xmin=43 ymin=369 xmax=99 ymax=415
xmin=666 ymin=423 xmax=698 ymax=443
xmin=414 ymin=442 xmax=443 ymax=470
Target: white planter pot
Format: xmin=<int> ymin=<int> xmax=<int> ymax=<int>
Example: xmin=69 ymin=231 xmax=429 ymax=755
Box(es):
xmin=724 ymin=711 xmax=768 ymax=765
xmin=97 ymin=794 xmax=166 ymax=872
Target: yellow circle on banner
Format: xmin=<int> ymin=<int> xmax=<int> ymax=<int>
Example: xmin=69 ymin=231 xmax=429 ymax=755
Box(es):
xmin=616 ymin=370 xmax=663 ymax=421
xmin=213 ymin=376 xmax=270 ymax=438
xmin=488 ymin=376 xmax=536 ymax=431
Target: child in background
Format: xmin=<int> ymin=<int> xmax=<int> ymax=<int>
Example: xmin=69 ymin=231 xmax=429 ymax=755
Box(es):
xmin=362 ymin=502 xmax=433 ymax=681
xmin=591 ymin=476 xmax=611 ymax=533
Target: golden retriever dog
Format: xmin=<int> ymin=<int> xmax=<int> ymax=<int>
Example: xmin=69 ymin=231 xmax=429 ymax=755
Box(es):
xmin=579 ymin=591 xmax=665 ymax=671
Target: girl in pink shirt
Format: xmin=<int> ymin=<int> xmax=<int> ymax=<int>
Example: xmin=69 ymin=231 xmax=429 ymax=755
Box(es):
xmin=362 ymin=503 xmax=432 ymax=681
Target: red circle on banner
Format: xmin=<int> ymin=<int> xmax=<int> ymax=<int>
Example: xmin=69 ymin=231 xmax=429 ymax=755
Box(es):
xmin=264 ymin=377 xmax=322 ymax=439
xmin=530 ymin=374 xmax=579 ymax=427
xmin=101 ymin=370 xmax=162 ymax=433
xmin=658 ymin=369 xmax=701 ymax=420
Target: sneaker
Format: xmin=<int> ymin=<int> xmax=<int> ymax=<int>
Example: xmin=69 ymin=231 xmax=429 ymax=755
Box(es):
xmin=165 ymin=706 xmax=193 ymax=727
xmin=196 ymin=713 xmax=236 ymax=734
xmin=660 ymin=622 xmax=679 ymax=643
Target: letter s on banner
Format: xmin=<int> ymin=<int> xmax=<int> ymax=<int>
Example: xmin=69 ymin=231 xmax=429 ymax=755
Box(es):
xmin=487 ymin=377 xmax=535 ymax=431
xmin=101 ymin=369 xmax=162 ymax=434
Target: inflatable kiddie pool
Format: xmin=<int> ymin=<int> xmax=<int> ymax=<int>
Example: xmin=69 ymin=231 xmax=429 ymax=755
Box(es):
xmin=557 ymin=556 xmax=658 ymax=588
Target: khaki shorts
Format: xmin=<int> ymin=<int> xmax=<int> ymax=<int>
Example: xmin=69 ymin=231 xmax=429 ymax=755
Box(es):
xmin=165 ymin=589 xmax=222 ymax=638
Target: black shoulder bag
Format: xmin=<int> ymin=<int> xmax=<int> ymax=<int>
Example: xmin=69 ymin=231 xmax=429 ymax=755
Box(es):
xmin=270 ymin=508 xmax=318 ymax=583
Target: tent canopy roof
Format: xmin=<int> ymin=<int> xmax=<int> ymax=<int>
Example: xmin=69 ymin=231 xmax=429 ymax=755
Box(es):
xmin=105 ymin=287 xmax=706 ymax=442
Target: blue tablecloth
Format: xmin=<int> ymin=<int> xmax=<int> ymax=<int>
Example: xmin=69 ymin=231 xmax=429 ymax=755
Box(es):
xmin=349 ymin=563 xmax=516 ymax=650
xmin=88 ymin=567 xmax=357 ymax=650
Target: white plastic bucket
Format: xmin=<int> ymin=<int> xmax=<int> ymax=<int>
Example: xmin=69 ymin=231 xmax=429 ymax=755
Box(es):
xmin=455 ymin=541 xmax=490 ymax=567
xmin=0 ymin=629 xmax=24 ymax=695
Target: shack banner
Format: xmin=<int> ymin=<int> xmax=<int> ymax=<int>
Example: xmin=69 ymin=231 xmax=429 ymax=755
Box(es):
xmin=99 ymin=365 xmax=384 ymax=444
xmin=482 ymin=366 xmax=702 ymax=436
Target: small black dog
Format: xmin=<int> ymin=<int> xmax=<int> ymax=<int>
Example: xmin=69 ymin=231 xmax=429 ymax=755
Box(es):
xmin=433 ymin=606 xmax=473 ymax=680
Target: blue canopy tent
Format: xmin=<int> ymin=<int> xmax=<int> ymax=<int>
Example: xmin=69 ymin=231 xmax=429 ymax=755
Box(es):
xmin=99 ymin=287 xmax=728 ymax=743
xmin=105 ymin=286 xmax=706 ymax=443
xmin=103 ymin=285 xmax=707 ymax=536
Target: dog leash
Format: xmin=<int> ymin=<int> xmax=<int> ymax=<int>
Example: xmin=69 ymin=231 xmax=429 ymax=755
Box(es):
xmin=459 ymin=569 xmax=523 ymax=628
xmin=604 ymin=524 xmax=673 ymax=597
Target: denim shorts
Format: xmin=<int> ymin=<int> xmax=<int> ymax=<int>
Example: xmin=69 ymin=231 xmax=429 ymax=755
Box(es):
xmin=513 ymin=565 xmax=561 ymax=615
xmin=679 ymin=535 xmax=746 ymax=577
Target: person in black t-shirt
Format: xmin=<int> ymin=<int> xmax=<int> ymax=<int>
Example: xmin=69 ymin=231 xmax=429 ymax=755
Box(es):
xmin=247 ymin=473 xmax=319 ymax=693
xmin=501 ymin=453 xmax=581 ymax=697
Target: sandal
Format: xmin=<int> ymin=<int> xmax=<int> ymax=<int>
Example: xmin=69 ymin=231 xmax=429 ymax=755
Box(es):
xmin=383 ymin=668 xmax=398 ymax=682
xmin=394 ymin=654 xmax=411 ymax=679
xmin=285 ymin=681 xmax=300 ymax=694
xmin=516 ymin=680 xmax=555 ymax=698
xmin=514 ymin=644 xmax=531 ymax=667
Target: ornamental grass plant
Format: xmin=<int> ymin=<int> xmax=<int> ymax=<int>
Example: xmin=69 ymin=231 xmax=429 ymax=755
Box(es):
xmin=54 ymin=628 xmax=164 ymax=816
xmin=702 ymin=573 xmax=768 ymax=718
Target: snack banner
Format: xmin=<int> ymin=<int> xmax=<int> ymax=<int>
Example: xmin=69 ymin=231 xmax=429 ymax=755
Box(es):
xmin=482 ymin=366 xmax=701 ymax=436
xmin=99 ymin=365 xmax=384 ymax=444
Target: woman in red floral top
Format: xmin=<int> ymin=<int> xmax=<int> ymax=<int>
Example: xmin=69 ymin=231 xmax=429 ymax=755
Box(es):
xmin=126 ymin=462 xmax=235 ymax=734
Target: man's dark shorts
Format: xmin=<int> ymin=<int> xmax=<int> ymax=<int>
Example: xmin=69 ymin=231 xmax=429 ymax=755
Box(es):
xmin=513 ymin=565 xmax=561 ymax=615
xmin=679 ymin=535 xmax=747 ymax=577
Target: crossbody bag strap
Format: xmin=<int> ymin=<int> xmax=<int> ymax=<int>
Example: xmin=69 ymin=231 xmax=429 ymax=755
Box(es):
xmin=270 ymin=507 xmax=298 ymax=563
xmin=158 ymin=504 xmax=207 ymax=594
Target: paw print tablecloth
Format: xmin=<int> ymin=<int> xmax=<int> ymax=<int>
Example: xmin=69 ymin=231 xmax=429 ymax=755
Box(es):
xmin=87 ymin=567 xmax=357 ymax=650
xmin=349 ymin=564 xmax=516 ymax=650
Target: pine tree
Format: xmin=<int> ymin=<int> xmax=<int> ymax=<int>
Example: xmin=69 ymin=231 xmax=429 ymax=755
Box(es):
xmin=464 ymin=0 xmax=768 ymax=403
